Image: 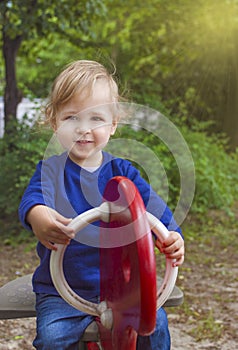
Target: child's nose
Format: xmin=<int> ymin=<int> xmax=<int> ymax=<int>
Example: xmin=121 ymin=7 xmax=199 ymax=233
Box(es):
xmin=75 ymin=122 xmax=91 ymax=134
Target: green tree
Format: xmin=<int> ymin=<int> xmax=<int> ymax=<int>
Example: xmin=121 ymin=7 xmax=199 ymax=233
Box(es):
xmin=0 ymin=0 xmax=105 ymax=132
xmin=98 ymin=0 xmax=238 ymax=148
xmin=16 ymin=34 xmax=95 ymax=98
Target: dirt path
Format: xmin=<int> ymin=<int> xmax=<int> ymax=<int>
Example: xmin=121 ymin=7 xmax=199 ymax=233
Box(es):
xmin=0 ymin=214 xmax=238 ymax=350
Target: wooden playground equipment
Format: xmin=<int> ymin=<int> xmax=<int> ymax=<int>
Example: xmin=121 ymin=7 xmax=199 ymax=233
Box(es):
xmin=0 ymin=176 xmax=184 ymax=349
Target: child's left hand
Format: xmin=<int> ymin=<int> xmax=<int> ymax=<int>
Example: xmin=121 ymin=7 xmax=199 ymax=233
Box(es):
xmin=155 ymin=231 xmax=185 ymax=267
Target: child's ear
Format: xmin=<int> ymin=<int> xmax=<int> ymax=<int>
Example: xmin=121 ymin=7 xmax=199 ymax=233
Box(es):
xmin=51 ymin=119 xmax=57 ymax=132
xmin=110 ymin=120 xmax=117 ymax=135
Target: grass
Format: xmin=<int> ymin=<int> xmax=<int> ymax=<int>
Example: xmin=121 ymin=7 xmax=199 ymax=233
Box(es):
xmin=189 ymin=310 xmax=224 ymax=341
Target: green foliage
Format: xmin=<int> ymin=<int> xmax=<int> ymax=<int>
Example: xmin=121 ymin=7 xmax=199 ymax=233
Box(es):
xmin=180 ymin=122 xmax=238 ymax=213
xmin=0 ymin=117 xmax=52 ymax=235
xmin=111 ymin=120 xmax=238 ymax=215
xmin=97 ymin=0 xmax=238 ymax=149
xmin=17 ymin=34 xmax=89 ymax=98
xmin=0 ymin=0 xmax=107 ymax=99
xmin=0 ymin=0 xmax=105 ymax=38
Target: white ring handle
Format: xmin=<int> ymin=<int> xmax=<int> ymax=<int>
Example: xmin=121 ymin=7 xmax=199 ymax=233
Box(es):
xmin=146 ymin=212 xmax=178 ymax=309
xmin=50 ymin=204 xmax=178 ymax=328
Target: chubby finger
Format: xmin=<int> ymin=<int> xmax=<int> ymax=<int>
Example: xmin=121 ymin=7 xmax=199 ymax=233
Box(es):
xmin=155 ymin=239 xmax=163 ymax=253
xmin=56 ymin=214 xmax=73 ymax=225
xmin=162 ymin=231 xmax=180 ymax=245
xmin=47 ymin=232 xmax=71 ymax=245
xmin=163 ymin=240 xmax=184 ymax=255
xmin=41 ymin=239 xmax=58 ymax=251
xmin=172 ymin=254 xmax=185 ymax=267
xmin=165 ymin=248 xmax=184 ymax=260
xmin=55 ymin=221 xmax=75 ymax=238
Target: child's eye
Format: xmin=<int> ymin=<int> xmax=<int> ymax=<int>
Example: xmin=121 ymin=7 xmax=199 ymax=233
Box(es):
xmin=66 ymin=115 xmax=78 ymax=121
xmin=91 ymin=115 xmax=104 ymax=121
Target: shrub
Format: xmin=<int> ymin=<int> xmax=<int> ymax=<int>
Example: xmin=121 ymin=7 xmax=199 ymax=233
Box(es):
xmin=180 ymin=123 xmax=238 ymax=214
xmin=112 ymin=121 xmax=238 ymax=215
xmin=0 ymin=118 xmax=51 ymax=237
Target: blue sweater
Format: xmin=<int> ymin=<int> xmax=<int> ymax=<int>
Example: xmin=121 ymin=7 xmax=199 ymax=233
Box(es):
xmin=19 ymin=151 xmax=181 ymax=299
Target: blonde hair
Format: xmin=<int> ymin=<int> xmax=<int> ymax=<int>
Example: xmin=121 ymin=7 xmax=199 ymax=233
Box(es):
xmin=44 ymin=60 xmax=120 ymax=127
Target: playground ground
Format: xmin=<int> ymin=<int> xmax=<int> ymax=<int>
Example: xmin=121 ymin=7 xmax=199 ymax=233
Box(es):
xmin=0 ymin=206 xmax=237 ymax=349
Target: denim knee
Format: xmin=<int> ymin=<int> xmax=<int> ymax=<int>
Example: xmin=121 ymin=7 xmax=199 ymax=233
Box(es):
xmin=33 ymin=294 xmax=170 ymax=350
xmin=34 ymin=321 xmax=76 ymax=349
xmin=33 ymin=293 xmax=94 ymax=350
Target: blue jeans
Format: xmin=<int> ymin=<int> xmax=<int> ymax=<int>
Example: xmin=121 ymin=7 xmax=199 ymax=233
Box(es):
xmin=33 ymin=293 xmax=170 ymax=350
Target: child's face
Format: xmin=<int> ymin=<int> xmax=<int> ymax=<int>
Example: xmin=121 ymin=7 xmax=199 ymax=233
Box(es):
xmin=54 ymin=79 xmax=117 ymax=167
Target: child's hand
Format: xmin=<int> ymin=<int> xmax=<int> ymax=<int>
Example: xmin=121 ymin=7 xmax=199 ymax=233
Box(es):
xmin=26 ymin=205 xmax=75 ymax=250
xmin=155 ymin=231 xmax=185 ymax=267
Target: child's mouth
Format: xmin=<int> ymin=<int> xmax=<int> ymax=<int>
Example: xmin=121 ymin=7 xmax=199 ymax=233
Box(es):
xmin=76 ymin=140 xmax=93 ymax=144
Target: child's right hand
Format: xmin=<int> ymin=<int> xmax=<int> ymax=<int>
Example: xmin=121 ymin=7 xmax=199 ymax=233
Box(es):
xmin=26 ymin=205 xmax=75 ymax=250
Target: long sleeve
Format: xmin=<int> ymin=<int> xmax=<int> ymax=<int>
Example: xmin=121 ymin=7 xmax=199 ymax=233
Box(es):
xmin=18 ymin=160 xmax=56 ymax=230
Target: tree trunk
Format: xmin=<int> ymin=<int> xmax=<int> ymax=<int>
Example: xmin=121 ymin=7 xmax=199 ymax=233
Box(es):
xmin=2 ymin=30 xmax=23 ymax=131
